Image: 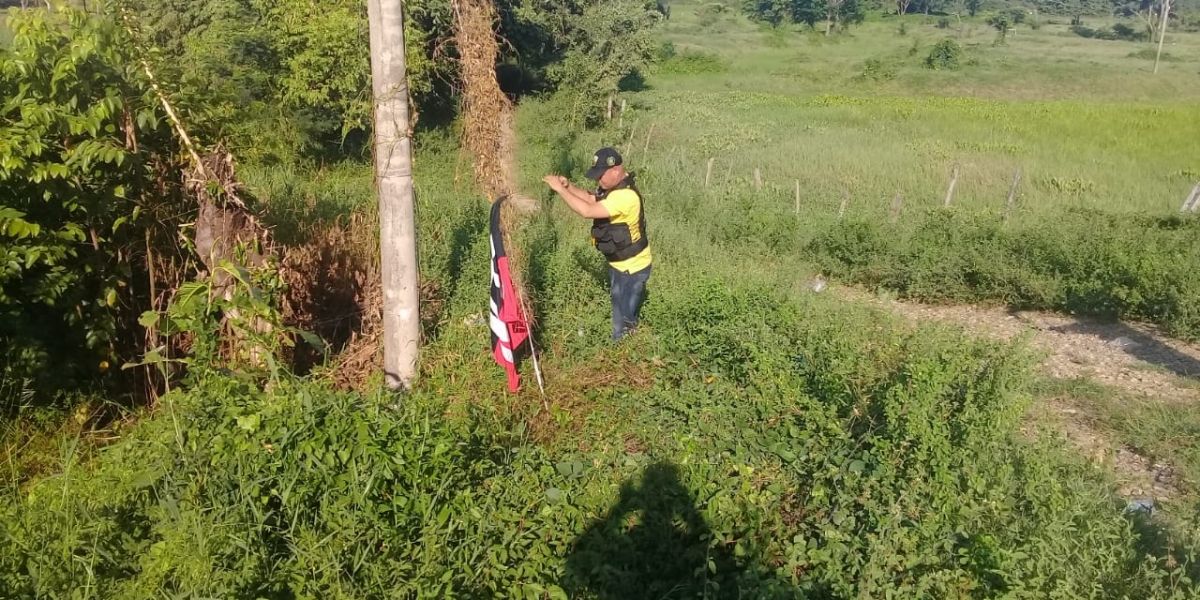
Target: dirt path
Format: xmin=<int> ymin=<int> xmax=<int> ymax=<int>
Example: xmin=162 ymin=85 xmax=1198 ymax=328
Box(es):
xmin=834 ymin=285 xmax=1199 ymax=500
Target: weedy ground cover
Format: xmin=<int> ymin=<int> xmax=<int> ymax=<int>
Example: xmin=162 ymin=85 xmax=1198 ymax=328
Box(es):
xmin=6 ymin=1 xmax=1200 ymax=597
xmin=4 ymin=223 xmax=1199 ymax=597
xmin=5 ymin=100 xmax=1200 ymax=598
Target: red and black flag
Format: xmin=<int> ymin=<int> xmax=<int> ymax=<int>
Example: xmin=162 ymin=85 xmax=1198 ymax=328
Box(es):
xmin=489 ymin=196 xmax=530 ymax=392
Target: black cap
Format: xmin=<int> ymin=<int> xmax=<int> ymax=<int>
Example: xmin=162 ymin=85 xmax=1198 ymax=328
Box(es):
xmin=585 ymin=147 xmax=623 ymax=180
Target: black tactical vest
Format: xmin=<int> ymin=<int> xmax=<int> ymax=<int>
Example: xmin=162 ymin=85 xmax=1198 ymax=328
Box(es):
xmin=591 ymin=176 xmax=649 ymax=263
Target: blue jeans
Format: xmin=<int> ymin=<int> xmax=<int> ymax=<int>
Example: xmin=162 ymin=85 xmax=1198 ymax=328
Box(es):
xmin=609 ymin=265 xmax=651 ymax=341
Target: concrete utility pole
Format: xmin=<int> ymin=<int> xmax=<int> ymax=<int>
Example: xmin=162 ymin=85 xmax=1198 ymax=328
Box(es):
xmin=368 ymin=0 xmax=420 ymax=390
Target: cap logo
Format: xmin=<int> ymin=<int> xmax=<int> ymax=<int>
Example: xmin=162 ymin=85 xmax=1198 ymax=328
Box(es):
xmin=606 ymin=156 xmax=616 ymax=167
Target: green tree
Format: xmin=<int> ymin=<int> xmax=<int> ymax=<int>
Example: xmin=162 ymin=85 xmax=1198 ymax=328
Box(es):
xmin=1 ymin=6 xmax=184 ymax=395
xmin=543 ymin=0 xmax=663 ymax=124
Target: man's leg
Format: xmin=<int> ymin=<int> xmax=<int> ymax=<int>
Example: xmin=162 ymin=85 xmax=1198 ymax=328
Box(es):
xmin=610 ymin=266 xmax=626 ymax=341
xmin=621 ymin=266 xmax=651 ymax=336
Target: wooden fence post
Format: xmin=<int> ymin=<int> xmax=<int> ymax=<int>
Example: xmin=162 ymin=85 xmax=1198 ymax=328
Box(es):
xmin=1180 ymin=182 xmax=1200 ymax=212
xmin=838 ymin=190 xmax=850 ymax=220
xmin=795 ymin=180 xmax=801 ymax=215
xmin=607 ymin=96 xmax=614 ymax=121
xmin=889 ymin=193 xmax=903 ymax=223
xmin=944 ymin=164 xmax=959 ymax=207
xmin=618 ymin=99 xmax=626 ymax=128
xmin=705 ymin=157 xmax=714 ymax=187
xmin=1004 ymin=168 xmax=1022 ymax=223
xmin=642 ymin=124 xmax=654 ymax=158
xmin=754 ymin=168 xmax=762 ymax=190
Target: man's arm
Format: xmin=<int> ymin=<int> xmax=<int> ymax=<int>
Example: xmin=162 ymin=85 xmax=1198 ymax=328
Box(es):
xmin=543 ymin=175 xmax=610 ymax=219
xmin=561 ymin=180 xmax=597 ymax=205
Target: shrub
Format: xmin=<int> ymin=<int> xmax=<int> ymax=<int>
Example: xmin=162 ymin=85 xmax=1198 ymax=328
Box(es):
xmin=657 ymin=49 xmax=728 ymax=75
xmin=860 ymin=57 xmax=898 ymax=81
xmin=1111 ymin=22 xmax=1145 ymax=41
xmin=937 ymin=16 xmax=952 ymax=28
xmin=5 ymin=275 xmax=1199 ymax=598
xmin=806 ymin=209 xmax=1200 ymax=341
xmin=0 ymin=6 xmax=185 ymax=397
xmin=1072 ymin=22 xmax=1148 ymax=42
xmin=925 ymin=39 xmax=964 ymax=70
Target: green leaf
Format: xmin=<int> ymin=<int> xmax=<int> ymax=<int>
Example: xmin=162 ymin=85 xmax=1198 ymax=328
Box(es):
xmin=237 ymin=413 xmax=262 ymax=433
xmin=545 ymin=487 xmax=564 ymax=504
xmin=138 ymin=311 xmax=159 ymax=327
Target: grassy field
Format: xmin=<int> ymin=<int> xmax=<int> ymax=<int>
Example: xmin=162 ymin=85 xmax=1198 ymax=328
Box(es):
xmin=7 ymin=4 xmax=1200 ymax=597
xmin=616 ymin=6 xmax=1200 ymax=217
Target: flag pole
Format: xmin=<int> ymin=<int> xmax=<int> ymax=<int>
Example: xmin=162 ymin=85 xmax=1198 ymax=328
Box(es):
xmin=517 ymin=294 xmax=547 ymax=408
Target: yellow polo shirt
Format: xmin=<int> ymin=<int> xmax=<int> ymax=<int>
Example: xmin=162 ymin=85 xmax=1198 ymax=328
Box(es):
xmin=597 ymin=188 xmax=652 ymax=274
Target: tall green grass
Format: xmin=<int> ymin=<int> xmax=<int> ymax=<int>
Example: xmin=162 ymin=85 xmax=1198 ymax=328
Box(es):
xmin=5 ymin=243 xmax=1198 ymax=598
xmin=806 ymin=209 xmax=1200 ymax=340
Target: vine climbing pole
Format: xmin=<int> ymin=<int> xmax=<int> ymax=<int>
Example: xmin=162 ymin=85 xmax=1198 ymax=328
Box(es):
xmin=453 ymin=0 xmax=544 ymax=395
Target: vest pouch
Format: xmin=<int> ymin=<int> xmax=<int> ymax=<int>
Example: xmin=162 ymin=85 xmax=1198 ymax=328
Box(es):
xmin=591 ymin=222 xmax=633 ymax=259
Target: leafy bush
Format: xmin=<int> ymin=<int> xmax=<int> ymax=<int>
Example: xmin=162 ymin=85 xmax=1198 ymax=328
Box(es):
xmin=1072 ymin=22 xmax=1149 ymax=42
xmin=860 ymin=58 xmax=898 ymax=81
xmin=657 ymin=49 xmax=727 ymax=75
xmin=1111 ymin=22 xmax=1144 ymax=40
xmin=807 ymin=209 xmax=1200 ymax=341
xmin=925 ymin=39 xmax=964 ymax=70
xmin=545 ymin=0 xmax=664 ymax=126
xmin=0 ymin=7 xmax=184 ymax=397
xmin=5 ymin=272 xmax=1199 ymax=597
xmin=1129 ymin=48 xmax=1181 ymax=61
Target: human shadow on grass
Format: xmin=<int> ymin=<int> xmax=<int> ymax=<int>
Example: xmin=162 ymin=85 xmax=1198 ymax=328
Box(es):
xmin=1040 ymin=316 xmax=1200 ymax=379
xmin=561 ymin=462 xmax=806 ymax=600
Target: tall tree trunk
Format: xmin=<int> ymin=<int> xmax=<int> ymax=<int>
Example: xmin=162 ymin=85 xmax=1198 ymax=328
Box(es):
xmin=368 ymin=0 xmax=421 ymax=390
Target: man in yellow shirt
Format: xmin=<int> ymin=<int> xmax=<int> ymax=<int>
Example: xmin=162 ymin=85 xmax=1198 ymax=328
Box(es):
xmin=544 ymin=147 xmax=652 ymax=341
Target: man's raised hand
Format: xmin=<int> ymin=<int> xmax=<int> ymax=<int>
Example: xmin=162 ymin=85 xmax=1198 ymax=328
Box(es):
xmin=542 ymin=175 xmax=568 ymax=192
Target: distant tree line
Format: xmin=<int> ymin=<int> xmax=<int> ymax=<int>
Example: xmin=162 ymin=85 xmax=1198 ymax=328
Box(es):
xmin=740 ymin=0 xmax=1196 ymax=28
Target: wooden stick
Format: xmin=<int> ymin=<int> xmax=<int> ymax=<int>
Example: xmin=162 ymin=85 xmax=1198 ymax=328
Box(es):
xmin=626 ymin=122 xmax=636 ymax=155
xmin=118 ymin=10 xmax=206 ymax=181
xmin=838 ymin=190 xmax=850 ymax=220
xmin=795 ymin=180 xmax=801 ymax=215
xmin=618 ymin=99 xmax=626 ymax=128
xmin=607 ymin=96 xmax=614 ymax=121
xmin=944 ymin=164 xmax=959 ymax=207
xmin=754 ymin=168 xmax=762 ymax=190
xmin=642 ymin=124 xmax=654 ymax=158
xmin=889 ymin=193 xmax=903 ymax=223
xmin=1005 ymin=168 xmax=1023 ymax=223
xmin=705 ymin=157 xmax=714 ymax=187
